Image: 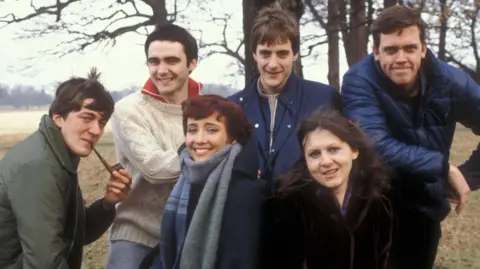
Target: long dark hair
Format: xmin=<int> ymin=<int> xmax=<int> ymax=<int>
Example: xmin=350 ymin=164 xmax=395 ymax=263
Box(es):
xmin=277 ymin=109 xmax=390 ymax=201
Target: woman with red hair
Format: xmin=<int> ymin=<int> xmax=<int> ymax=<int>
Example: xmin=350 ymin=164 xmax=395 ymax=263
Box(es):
xmin=142 ymin=94 xmax=267 ymax=269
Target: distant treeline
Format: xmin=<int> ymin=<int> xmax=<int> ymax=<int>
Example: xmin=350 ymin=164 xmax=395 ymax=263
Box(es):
xmin=0 ymin=83 xmax=238 ymax=109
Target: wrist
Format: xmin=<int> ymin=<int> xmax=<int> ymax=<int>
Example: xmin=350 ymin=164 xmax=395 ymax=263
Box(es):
xmin=102 ymin=198 xmax=115 ymax=210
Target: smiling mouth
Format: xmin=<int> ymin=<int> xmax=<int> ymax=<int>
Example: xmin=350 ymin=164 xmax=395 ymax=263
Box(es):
xmin=194 ymin=148 xmax=213 ymax=155
xmin=322 ymin=168 xmax=339 ymax=176
xmin=158 ymin=77 xmax=174 ymax=83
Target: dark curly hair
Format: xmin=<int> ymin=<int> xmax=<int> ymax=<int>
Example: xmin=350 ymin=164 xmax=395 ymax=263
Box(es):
xmin=277 ymin=109 xmax=390 ymax=201
xmin=181 ymin=95 xmax=253 ymax=145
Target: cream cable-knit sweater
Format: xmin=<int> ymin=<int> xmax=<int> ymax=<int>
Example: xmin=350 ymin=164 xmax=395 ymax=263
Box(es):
xmin=109 ymin=92 xmax=185 ymax=247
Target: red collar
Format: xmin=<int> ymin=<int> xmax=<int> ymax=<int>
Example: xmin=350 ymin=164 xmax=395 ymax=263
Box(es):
xmin=141 ymin=77 xmax=202 ymax=103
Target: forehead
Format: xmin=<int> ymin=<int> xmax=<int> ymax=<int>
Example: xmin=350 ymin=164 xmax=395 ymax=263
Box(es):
xmin=147 ymin=40 xmax=186 ymax=59
xmin=77 ymin=98 xmax=104 ymax=118
xmin=257 ymin=39 xmax=292 ymax=51
xmin=304 ymin=129 xmax=342 ymax=149
xmin=379 ymin=26 xmax=422 ymax=47
xmin=187 ymin=113 xmax=225 ymax=125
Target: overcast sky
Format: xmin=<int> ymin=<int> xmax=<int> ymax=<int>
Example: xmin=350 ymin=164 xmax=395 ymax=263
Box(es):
xmin=0 ymin=0 xmax=350 ymax=92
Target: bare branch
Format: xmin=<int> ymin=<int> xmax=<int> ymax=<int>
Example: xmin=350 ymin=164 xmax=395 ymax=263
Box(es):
xmin=198 ymin=14 xmax=245 ymax=66
xmin=304 ymin=0 xmax=327 ymax=29
xmin=0 ymin=0 xmax=81 ymax=28
xmin=303 ymin=39 xmax=328 ymax=57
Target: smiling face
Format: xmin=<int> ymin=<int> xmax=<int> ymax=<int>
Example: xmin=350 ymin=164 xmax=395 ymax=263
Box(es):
xmin=253 ymin=39 xmax=297 ymax=94
xmin=373 ymin=26 xmax=426 ymax=95
xmin=185 ymin=112 xmax=234 ymax=162
xmin=52 ymin=98 xmax=107 ymax=157
xmin=147 ymin=40 xmax=196 ymax=102
xmin=303 ymin=129 xmax=358 ymax=195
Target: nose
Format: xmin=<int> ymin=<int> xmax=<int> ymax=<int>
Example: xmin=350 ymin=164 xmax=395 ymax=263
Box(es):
xmin=89 ymin=121 xmax=103 ymax=136
xmin=195 ymin=130 xmax=207 ymax=144
xmin=320 ymin=153 xmax=333 ymax=167
xmin=156 ymin=62 xmax=169 ymax=75
xmin=266 ymin=55 xmax=280 ymax=69
xmin=395 ymin=50 xmax=407 ymax=63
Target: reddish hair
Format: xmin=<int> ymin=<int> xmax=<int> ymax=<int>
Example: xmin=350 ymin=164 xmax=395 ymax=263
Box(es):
xmin=181 ymin=95 xmax=253 ymax=145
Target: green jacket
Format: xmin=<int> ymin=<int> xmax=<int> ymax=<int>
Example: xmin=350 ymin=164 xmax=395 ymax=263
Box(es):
xmin=0 ymin=115 xmax=115 ymax=269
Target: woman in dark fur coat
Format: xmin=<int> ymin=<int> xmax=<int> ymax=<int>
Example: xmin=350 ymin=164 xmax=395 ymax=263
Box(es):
xmin=262 ymin=109 xmax=393 ymax=269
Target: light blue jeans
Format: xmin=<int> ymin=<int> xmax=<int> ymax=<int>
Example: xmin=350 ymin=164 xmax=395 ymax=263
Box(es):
xmin=105 ymin=240 xmax=153 ymax=269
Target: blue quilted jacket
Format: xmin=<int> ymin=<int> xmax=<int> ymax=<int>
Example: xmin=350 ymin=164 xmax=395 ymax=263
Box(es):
xmin=228 ymin=73 xmax=341 ymax=190
xmin=341 ymin=49 xmax=480 ymax=221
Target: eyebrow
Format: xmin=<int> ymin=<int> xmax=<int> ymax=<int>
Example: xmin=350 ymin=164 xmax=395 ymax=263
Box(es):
xmin=147 ymin=56 xmax=181 ymax=61
xmin=383 ymin=44 xmax=418 ymax=50
xmin=79 ymin=110 xmax=107 ymax=121
xmin=78 ymin=111 xmax=96 ymax=117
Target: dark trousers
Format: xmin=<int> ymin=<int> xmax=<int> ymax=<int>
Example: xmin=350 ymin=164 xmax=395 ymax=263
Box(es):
xmin=388 ymin=207 xmax=442 ymax=269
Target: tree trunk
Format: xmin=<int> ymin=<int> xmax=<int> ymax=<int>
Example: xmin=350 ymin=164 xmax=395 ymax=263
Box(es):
xmin=438 ymin=0 xmax=447 ymax=61
xmin=243 ymin=0 xmax=257 ymax=84
xmin=146 ymin=0 xmax=168 ymax=26
xmin=341 ymin=0 xmax=367 ymax=67
xmin=327 ymin=0 xmax=340 ymax=89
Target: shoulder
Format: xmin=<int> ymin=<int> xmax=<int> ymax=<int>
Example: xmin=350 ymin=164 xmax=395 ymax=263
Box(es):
xmin=1 ymin=132 xmax=53 ymax=171
xmin=300 ymin=79 xmax=337 ymax=96
xmin=430 ymin=57 xmax=472 ymax=93
xmin=112 ymin=92 xmax=145 ymax=118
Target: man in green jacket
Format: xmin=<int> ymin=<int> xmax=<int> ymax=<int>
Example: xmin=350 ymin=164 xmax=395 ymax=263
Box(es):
xmin=0 ymin=68 xmax=132 ymax=269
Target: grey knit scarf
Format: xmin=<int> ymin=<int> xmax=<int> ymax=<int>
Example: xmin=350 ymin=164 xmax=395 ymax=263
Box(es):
xmin=179 ymin=143 xmax=242 ymax=269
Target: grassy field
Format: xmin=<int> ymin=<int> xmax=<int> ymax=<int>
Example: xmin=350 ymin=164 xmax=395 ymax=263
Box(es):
xmin=0 ymin=119 xmax=479 ymax=268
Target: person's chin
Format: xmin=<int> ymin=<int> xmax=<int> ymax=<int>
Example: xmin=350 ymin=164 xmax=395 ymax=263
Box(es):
xmin=74 ymin=147 xmax=92 ymax=158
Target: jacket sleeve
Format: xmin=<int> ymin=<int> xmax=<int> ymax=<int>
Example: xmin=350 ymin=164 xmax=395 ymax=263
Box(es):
xmin=261 ymin=197 xmax=305 ymax=269
xmin=455 ymin=72 xmax=480 ymax=190
xmin=341 ymin=76 xmax=447 ymax=179
xmin=110 ymin=105 xmax=180 ymax=185
xmin=83 ymin=198 xmax=116 ymax=245
xmin=7 ymin=161 xmax=70 ymax=269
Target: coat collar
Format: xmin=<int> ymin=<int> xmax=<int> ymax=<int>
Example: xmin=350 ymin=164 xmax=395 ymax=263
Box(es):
xmin=38 ymin=115 xmax=78 ymax=175
xmin=237 ymin=72 xmax=301 ymax=107
xmin=303 ymin=180 xmax=373 ymax=232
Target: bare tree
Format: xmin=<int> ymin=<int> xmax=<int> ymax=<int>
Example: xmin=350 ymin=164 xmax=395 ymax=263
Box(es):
xmin=0 ymin=0 xmax=190 ymax=57
xmin=424 ymin=0 xmax=480 ymax=82
xmin=304 ymin=0 xmax=339 ymax=89
xmin=339 ymin=0 xmax=368 ymax=66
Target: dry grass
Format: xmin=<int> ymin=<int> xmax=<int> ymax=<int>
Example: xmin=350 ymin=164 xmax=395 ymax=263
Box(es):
xmin=0 ymin=128 xmax=479 ymax=269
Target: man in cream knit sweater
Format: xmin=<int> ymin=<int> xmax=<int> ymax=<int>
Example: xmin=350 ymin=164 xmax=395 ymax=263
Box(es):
xmin=106 ymin=24 xmax=202 ymax=269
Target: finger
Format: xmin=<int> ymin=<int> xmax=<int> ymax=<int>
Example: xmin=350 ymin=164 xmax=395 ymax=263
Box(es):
xmin=118 ymin=169 xmax=132 ymax=179
xmin=455 ymin=202 xmax=465 ymax=215
xmin=111 ymin=171 xmax=131 ymax=185
xmin=459 ymin=192 xmax=468 ymax=205
xmin=448 ymin=198 xmax=459 ymax=204
xmin=108 ymin=181 xmax=127 ymax=190
xmin=108 ymin=187 xmax=128 ymax=200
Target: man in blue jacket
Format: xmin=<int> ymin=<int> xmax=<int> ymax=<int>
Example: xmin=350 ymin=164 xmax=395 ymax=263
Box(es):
xmin=341 ymin=5 xmax=479 ymax=269
xmin=228 ymin=4 xmax=341 ymax=189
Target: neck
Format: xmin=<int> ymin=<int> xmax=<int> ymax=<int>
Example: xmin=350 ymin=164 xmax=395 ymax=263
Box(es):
xmin=162 ymin=81 xmax=189 ymax=105
xmin=259 ymin=77 xmax=286 ymax=95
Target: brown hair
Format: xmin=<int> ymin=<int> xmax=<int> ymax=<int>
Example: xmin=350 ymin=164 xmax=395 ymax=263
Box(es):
xmin=144 ymin=24 xmax=198 ymax=65
xmin=251 ymin=3 xmax=299 ymax=54
xmin=372 ymin=5 xmax=427 ymax=48
xmin=181 ymin=95 xmax=253 ymax=145
xmin=49 ymin=67 xmax=114 ymax=121
xmin=277 ymin=109 xmax=389 ymax=200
